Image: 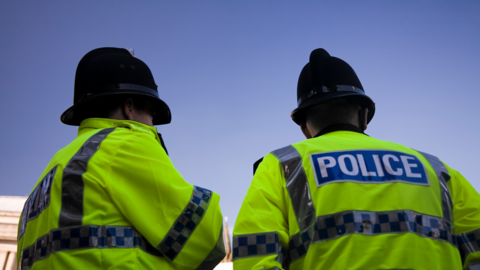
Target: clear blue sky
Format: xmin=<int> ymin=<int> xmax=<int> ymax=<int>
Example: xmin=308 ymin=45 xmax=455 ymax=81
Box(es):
xmin=1 ymin=1 xmax=479 ymax=229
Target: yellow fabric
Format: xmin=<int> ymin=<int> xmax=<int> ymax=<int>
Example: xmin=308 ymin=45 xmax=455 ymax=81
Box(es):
xmin=234 ymin=130 xmax=479 ymax=270
xmin=448 ymin=169 xmax=480 ymax=268
xmin=17 ymin=118 xmax=224 ymax=269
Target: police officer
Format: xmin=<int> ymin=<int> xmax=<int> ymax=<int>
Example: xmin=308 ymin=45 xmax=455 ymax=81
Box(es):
xmin=233 ymin=48 xmax=480 ymax=269
xmin=17 ymin=48 xmax=225 ymax=269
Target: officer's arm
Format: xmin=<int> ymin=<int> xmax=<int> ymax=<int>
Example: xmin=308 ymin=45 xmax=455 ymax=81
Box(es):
xmin=233 ymin=153 xmax=289 ymax=270
xmin=106 ymin=133 xmax=225 ymax=269
xmin=449 ymin=167 xmax=480 ymax=269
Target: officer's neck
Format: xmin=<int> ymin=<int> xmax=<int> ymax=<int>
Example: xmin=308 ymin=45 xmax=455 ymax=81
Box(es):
xmin=301 ymin=108 xmax=369 ymax=139
xmin=313 ymin=123 xmax=365 ymax=138
xmin=109 ymin=99 xmax=154 ymax=126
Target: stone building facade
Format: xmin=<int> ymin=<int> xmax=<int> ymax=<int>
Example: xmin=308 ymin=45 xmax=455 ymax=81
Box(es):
xmin=0 ymin=196 xmax=26 ymax=270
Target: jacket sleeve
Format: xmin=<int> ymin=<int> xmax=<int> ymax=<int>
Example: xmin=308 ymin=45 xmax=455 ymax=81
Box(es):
xmin=106 ymin=132 xmax=225 ymax=269
xmin=448 ymin=166 xmax=480 ymax=269
xmin=233 ymin=153 xmax=289 ymax=270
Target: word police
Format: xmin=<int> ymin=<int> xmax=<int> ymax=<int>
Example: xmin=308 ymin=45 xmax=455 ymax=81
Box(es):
xmin=310 ymin=150 xmax=429 ymax=187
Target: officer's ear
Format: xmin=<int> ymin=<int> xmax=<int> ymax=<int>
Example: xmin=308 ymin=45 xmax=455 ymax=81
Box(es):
xmin=301 ymin=121 xmax=313 ymax=139
xmin=123 ymin=98 xmax=135 ymax=121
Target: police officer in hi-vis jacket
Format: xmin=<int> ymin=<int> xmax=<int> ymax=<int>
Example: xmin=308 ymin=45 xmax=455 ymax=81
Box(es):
xmin=233 ymin=48 xmax=480 ymax=270
xmin=17 ymin=47 xmax=225 ymax=270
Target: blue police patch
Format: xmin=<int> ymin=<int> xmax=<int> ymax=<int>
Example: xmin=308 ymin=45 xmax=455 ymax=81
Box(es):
xmin=19 ymin=165 xmax=58 ymax=239
xmin=310 ymin=150 xmax=429 ymax=187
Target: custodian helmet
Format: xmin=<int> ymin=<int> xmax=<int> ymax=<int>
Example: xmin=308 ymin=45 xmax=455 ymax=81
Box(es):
xmin=291 ymin=48 xmax=375 ymax=125
xmin=61 ymin=47 xmax=171 ymax=126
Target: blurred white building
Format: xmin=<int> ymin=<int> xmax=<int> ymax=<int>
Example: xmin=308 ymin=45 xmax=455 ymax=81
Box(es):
xmin=0 ymin=196 xmax=26 ymax=270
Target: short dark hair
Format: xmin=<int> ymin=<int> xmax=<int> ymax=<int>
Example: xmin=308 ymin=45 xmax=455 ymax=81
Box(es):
xmin=78 ymin=95 xmax=155 ymax=120
xmin=305 ymin=97 xmax=361 ymax=131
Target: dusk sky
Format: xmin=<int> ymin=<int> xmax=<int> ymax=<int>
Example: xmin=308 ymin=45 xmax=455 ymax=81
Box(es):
xmin=1 ymin=1 xmax=479 ymax=229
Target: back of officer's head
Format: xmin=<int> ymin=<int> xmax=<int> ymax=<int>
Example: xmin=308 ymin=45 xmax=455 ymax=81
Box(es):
xmin=77 ymin=95 xmax=155 ymax=120
xmin=305 ymin=97 xmax=361 ymax=131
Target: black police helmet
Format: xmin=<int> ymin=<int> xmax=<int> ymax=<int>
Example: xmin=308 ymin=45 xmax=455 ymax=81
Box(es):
xmin=61 ymin=47 xmax=171 ymax=126
xmin=291 ymin=48 xmax=375 ymax=125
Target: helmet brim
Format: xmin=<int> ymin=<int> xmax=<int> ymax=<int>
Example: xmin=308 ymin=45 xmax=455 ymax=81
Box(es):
xmin=60 ymin=91 xmax=171 ymax=126
xmin=290 ymin=91 xmax=375 ymax=125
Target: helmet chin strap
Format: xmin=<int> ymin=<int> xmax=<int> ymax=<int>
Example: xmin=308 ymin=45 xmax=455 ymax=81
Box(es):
xmin=358 ymin=108 xmax=365 ymax=131
xmin=157 ymin=133 xmax=169 ymax=156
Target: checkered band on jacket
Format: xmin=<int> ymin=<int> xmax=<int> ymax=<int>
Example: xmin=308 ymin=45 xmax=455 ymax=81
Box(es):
xmin=233 ymin=232 xmax=281 ymax=260
xmin=287 ymin=210 xmax=456 ymax=262
xmin=458 ymin=228 xmax=480 ymax=262
xmin=157 ymin=186 xmax=213 ymax=261
xmin=20 ymin=225 xmax=161 ymax=270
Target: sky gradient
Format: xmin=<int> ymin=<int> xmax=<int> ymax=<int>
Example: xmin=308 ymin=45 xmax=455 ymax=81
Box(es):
xmin=1 ymin=1 xmax=479 ymax=229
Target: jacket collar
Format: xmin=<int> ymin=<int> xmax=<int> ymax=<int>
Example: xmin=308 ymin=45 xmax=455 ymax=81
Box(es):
xmin=313 ymin=123 xmax=366 ymax=138
xmin=78 ymin=118 xmax=159 ymax=140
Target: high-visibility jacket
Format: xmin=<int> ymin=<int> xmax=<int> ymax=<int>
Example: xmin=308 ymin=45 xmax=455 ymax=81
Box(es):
xmin=17 ymin=118 xmax=225 ymax=270
xmin=233 ymin=127 xmax=480 ymax=270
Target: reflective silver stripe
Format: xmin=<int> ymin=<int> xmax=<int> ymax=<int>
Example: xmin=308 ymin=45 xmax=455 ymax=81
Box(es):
xmin=59 ymin=128 xmax=115 ymax=227
xmin=271 ymin=145 xmax=316 ymax=232
xmin=271 ymin=145 xmax=316 ymax=264
xmin=20 ymin=225 xmax=161 ymax=270
xmin=468 ymin=262 xmax=480 ymax=270
xmin=195 ymin=226 xmax=226 ymax=270
xmin=460 ymin=233 xmax=476 ymax=258
xmin=458 ymin=229 xmax=480 ymax=263
xmin=157 ymin=186 xmax=213 ymax=261
xmin=416 ymin=150 xmax=454 ymax=224
xmin=232 ymin=232 xmax=281 ymax=260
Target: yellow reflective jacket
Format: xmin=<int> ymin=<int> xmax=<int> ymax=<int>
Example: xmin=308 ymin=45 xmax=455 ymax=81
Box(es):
xmin=233 ymin=128 xmax=480 ymax=270
xmin=17 ymin=118 xmax=225 ymax=270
